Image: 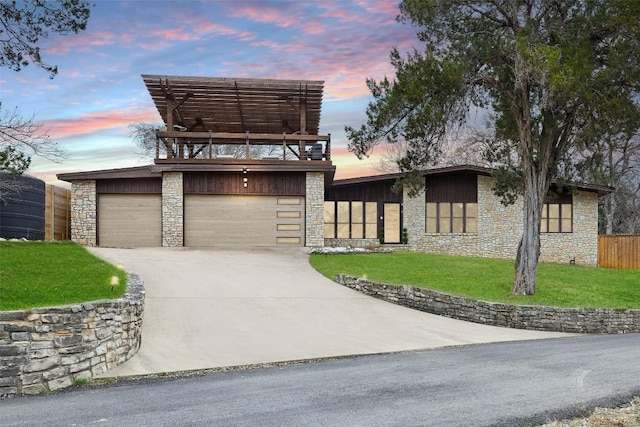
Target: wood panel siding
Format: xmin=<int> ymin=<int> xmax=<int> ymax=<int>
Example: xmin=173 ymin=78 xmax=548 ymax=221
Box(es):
xmin=184 ymin=172 xmax=305 ymax=195
xmin=96 ymin=178 xmax=162 ymax=194
xmin=325 ymin=180 xmax=402 ymax=202
xmin=598 ymin=235 xmax=640 ymax=269
xmin=425 ymin=173 xmax=478 ymax=203
xmin=45 ymin=185 xmax=70 ymax=240
xmin=545 ymin=185 xmax=573 ymax=204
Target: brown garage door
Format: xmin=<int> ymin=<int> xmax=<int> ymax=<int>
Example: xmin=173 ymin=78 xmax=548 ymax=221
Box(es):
xmin=185 ymin=195 xmax=304 ymax=246
xmin=98 ymin=194 xmax=162 ymax=247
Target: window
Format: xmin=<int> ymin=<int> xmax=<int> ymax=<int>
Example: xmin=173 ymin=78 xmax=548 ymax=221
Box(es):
xmin=541 ymin=203 xmax=572 ymax=233
xmin=424 ymin=173 xmax=478 ymax=234
xmin=426 ymin=202 xmax=478 ymax=234
xmin=324 ymin=201 xmax=378 ymax=239
xmin=324 ymin=202 xmax=335 ymax=238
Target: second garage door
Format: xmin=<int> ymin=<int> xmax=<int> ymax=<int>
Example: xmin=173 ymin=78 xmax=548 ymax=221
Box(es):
xmin=185 ymin=195 xmax=305 ymax=246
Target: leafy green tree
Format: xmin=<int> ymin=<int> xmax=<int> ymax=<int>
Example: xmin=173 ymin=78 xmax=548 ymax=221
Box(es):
xmin=0 ymin=0 xmax=91 ymax=78
xmin=346 ymin=0 xmax=640 ymax=295
xmin=0 ymin=145 xmax=31 ymax=175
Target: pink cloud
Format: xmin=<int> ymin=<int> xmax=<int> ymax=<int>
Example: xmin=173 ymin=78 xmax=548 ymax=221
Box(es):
xmin=48 ymin=31 xmax=116 ymax=55
xmin=42 ymin=108 xmax=160 ymax=140
xmin=227 ymin=6 xmax=299 ymax=28
xmin=303 ymin=21 xmax=325 ymax=35
xmin=149 ymin=28 xmax=197 ymax=41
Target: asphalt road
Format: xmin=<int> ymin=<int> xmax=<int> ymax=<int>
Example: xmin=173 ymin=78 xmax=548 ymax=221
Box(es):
xmin=2 ymin=334 xmax=639 ymax=427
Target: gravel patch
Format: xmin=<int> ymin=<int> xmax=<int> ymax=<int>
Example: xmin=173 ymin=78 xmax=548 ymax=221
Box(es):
xmin=541 ymin=397 xmax=640 ymax=427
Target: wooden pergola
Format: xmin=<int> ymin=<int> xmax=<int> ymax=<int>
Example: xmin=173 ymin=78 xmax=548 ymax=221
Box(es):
xmin=142 ymin=75 xmax=331 ymax=163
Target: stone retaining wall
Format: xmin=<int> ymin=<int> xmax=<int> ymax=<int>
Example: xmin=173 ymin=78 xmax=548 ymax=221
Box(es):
xmin=0 ymin=274 xmax=145 ymax=398
xmin=336 ymin=274 xmax=640 ymax=334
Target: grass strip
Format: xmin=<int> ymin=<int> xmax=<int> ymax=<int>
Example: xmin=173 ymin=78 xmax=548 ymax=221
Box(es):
xmin=309 ymin=252 xmax=640 ymax=309
xmin=0 ymin=241 xmax=126 ymax=311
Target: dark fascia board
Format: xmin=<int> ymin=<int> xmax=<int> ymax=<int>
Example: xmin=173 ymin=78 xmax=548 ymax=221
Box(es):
xmin=330 ymin=164 xmax=491 ymax=187
xmin=57 ymin=165 xmax=162 ymax=181
xmin=330 ymin=164 xmax=613 ymax=195
xmin=57 ymin=162 xmax=336 ymax=181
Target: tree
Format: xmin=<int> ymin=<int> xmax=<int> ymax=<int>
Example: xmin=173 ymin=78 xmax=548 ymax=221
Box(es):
xmin=0 ymin=145 xmax=31 ymax=175
xmin=0 ymin=0 xmax=91 ymax=78
xmin=569 ymin=116 xmax=640 ymax=234
xmin=0 ymin=103 xmax=62 ymax=160
xmin=129 ymin=122 xmax=166 ymax=157
xmin=346 ymin=0 xmax=640 ymax=295
xmin=129 ymin=122 xmax=295 ymax=160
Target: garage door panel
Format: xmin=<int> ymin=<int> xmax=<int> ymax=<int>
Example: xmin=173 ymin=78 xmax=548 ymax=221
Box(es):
xmin=98 ymin=194 xmax=162 ymax=247
xmin=185 ymin=195 xmax=304 ymax=246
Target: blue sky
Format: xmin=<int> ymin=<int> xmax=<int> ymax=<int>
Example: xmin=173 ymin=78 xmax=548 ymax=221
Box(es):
xmin=1 ymin=0 xmax=420 ymax=185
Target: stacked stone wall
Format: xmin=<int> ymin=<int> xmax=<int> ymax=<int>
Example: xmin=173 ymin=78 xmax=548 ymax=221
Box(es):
xmin=336 ymin=275 xmax=640 ymax=334
xmin=162 ymin=172 xmax=184 ymax=247
xmin=305 ymin=172 xmax=325 ymax=247
xmin=70 ymin=180 xmax=96 ymax=246
xmin=539 ymin=190 xmax=599 ymax=265
xmin=324 ymin=238 xmax=381 ymax=248
xmin=0 ymin=275 xmax=144 ymax=398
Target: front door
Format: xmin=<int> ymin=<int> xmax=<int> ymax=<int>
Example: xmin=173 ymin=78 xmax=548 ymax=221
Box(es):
xmin=383 ymin=203 xmax=401 ymax=244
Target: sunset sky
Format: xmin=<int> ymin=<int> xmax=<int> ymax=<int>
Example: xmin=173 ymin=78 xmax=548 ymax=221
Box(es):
xmin=1 ymin=0 xmax=422 ymax=185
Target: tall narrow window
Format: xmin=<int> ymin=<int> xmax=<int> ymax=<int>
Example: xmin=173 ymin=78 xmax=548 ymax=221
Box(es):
xmin=351 ymin=202 xmax=364 ymax=238
xmin=466 ymin=203 xmax=478 ymax=233
xmin=426 ymin=202 xmax=438 ymax=233
xmin=438 ymin=202 xmax=451 ymax=233
xmin=337 ymin=201 xmax=350 ymax=238
xmin=365 ymin=202 xmax=378 ymax=238
xmin=324 ymin=201 xmax=335 ymax=238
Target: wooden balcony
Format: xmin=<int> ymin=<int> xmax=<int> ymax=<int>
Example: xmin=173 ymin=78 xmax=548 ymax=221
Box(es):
xmin=154 ymin=131 xmax=331 ymax=164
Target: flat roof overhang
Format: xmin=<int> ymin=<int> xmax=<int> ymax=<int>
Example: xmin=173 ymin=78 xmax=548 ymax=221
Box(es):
xmin=58 ymin=161 xmax=336 ymax=186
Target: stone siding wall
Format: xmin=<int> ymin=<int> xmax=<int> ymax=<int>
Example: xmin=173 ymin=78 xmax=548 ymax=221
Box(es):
xmin=539 ymin=190 xmax=599 ymax=265
xmin=0 ymin=275 xmax=145 ymax=398
xmin=324 ymin=238 xmax=381 ymax=248
xmin=403 ymin=175 xmax=599 ymax=265
xmin=305 ymin=172 xmax=325 ymax=247
xmin=162 ymin=172 xmax=184 ymax=247
xmin=70 ymin=180 xmax=96 ymax=246
xmin=336 ymin=275 xmax=640 ymax=334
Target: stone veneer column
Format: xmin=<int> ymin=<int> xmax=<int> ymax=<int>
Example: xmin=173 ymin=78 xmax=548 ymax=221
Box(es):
xmin=477 ymin=175 xmax=522 ymax=259
xmin=162 ymin=172 xmax=184 ymax=247
xmin=70 ymin=180 xmax=96 ymax=246
xmin=305 ymin=172 xmax=324 ymax=247
xmin=402 ymin=186 xmax=425 ymax=248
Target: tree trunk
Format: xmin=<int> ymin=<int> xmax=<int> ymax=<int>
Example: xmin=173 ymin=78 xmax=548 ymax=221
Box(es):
xmin=512 ymin=183 xmax=543 ymax=295
xmin=512 ymin=156 xmax=549 ymax=295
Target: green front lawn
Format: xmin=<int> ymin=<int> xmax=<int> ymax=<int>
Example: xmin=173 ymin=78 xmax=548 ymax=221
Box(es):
xmin=310 ymin=252 xmax=640 ymax=309
xmin=0 ymin=241 xmax=126 ymax=311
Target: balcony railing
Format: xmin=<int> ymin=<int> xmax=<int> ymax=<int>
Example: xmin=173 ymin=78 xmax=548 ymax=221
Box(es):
xmin=155 ymin=131 xmax=331 ymax=163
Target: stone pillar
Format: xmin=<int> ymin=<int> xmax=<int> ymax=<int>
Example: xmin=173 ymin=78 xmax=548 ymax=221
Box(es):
xmin=402 ymin=186 xmax=425 ymax=248
xmin=305 ymin=172 xmax=324 ymax=247
xmin=70 ymin=180 xmax=96 ymax=246
xmin=162 ymin=172 xmax=183 ymax=247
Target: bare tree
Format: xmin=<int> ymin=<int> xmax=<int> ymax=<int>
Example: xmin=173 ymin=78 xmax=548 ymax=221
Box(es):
xmin=129 ymin=122 xmax=298 ymax=161
xmin=0 ymin=103 xmax=62 ymax=160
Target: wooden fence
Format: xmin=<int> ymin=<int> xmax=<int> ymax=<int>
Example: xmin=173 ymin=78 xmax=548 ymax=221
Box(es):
xmin=598 ymin=235 xmax=640 ymax=269
xmin=45 ymin=185 xmax=70 ymax=241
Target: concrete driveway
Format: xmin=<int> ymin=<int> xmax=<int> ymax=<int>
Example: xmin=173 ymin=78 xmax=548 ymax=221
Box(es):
xmin=90 ymin=247 xmax=568 ymax=376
